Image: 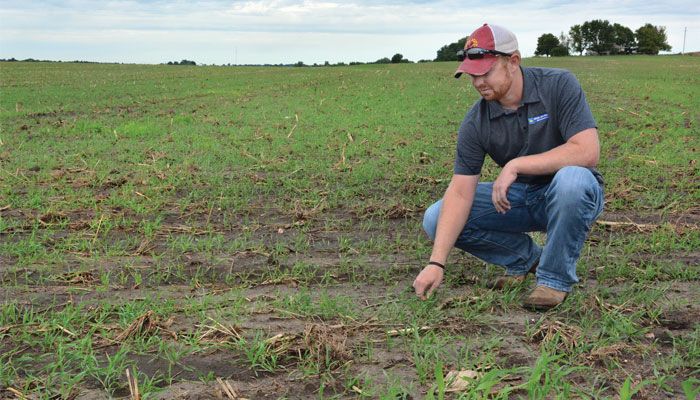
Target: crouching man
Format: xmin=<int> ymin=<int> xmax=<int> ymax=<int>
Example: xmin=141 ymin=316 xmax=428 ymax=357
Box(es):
xmin=413 ymin=23 xmax=604 ymax=310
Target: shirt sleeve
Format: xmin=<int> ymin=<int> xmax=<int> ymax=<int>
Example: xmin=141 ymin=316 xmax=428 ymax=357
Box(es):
xmin=556 ymin=71 xmax=597 ymax=140
xmin=454 ymin=107 xmax=486 ymax=176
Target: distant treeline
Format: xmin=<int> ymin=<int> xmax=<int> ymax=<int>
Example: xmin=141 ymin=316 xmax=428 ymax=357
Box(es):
xmin=535 ymin=21 xmax=672 ymax=57
xmin=289 ymin=53 xmax=433 ymax=67
xmin=165 ymin=59 xmax=197 ymax=65
xmin=1 ymin=54 xmax=433 ymax=67
xmin=435 ymin=20 xmax=674 ymax=60
xmin=0 ymin=58 xmax=98 ymax=63
xmin=162 ymin=54 xmax=433 ymax=67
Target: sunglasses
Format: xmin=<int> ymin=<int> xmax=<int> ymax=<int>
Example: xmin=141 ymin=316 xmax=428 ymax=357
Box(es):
xmin=456 ymin=47 xmax=512 ymax=61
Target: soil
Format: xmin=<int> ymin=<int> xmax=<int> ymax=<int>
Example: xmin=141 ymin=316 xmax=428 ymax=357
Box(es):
xmin=1 ymin=209 xmax=698 ymax=399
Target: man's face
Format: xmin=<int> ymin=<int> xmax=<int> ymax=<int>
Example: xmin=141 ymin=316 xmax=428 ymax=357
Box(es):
xmin=469 ymin=56 xmax=514 ymax=101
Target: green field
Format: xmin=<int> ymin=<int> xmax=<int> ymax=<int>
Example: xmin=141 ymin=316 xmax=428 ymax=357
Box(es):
xmin=1 ymin=56 xmax=698 ymax=399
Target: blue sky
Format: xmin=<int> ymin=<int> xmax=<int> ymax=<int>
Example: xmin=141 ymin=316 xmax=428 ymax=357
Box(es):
xmin=1 ymin=0 xmax=698 ymax=64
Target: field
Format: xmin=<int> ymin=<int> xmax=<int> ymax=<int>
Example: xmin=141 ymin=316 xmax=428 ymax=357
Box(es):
xmin=0 ymin=56 xmax=698 ymax=399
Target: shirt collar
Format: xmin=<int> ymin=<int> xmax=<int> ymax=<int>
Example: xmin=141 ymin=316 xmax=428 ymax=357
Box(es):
xmin=487 ymin=66 xmax=540 ymax=119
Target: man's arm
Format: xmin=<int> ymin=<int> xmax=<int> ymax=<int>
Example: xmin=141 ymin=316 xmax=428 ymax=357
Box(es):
xmin=491 ymin=128 xmax=599 ymax=213
xmin=413 ymin=174 xmax=479 ymax=300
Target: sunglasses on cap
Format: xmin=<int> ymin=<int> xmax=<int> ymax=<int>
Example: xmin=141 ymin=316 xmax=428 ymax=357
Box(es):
xmin=456 ymin=47 xmax=513 ymax=61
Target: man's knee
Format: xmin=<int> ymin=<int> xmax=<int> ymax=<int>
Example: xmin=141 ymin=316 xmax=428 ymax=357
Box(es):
xmin=551 ymin=167 xmax=599 ymax=198
xmin=548 ymin=166 xmax=602 ymax=213
xmin=422 ymin=200 xmax=442 ymax=241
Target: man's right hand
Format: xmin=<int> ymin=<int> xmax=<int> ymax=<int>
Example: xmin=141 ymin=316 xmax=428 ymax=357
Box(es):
xmin=413 ymin=264 xmax=444 ymax=300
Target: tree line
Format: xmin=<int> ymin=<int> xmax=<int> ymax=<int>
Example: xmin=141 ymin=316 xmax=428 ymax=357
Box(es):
xmin=0 ymin=55 xmax=432 ymax=67
xmin=0 ymin=58 xmax=98 ymax=63
xmin=166 ymin=59 xmax=197 ymax=65
xmin=538 ymin=21 xmax=671 ymax=56
xmin=435 ymin=21 xmax=672 ymax=61
xmin=293 ymin=53 xmax=427 ymax=67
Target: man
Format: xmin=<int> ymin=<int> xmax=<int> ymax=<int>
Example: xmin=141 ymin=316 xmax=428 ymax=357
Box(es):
xmin=412 ymin=23 xmax=604 ymax=310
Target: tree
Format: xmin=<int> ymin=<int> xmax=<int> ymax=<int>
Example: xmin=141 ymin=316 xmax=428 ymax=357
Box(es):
xmin=551 ymin=45 xmax=570 ymax=57
xmin=569 ymin=24 xmax=584 ymax=55
xmin=535 ymin=33 xmax=560 ymax=57
xmin=612 ymin=23 xmax=636 ymax=53
xmin=551 ymin=32 xmax=571 ymax=57
xmin=581 ymin=19 xmax=615 ymax=54
xmin=375 ymin=57 xmax=391 ymax=64
xmin=435 ymin=37 xmax=467 ymax=61
xmin=171 ymin=59 xmax=196 ymax=65
xmin=636 ymin=23 xmax=672 ymax=55
xmin=558 ymin=31 xmax=572 ymax=51
xmin=391 ymin=53 xmax=404 ymax=63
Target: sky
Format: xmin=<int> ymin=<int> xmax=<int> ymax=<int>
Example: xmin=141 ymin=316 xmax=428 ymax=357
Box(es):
xmin=1 ymin=0 xmax=699 ymax=65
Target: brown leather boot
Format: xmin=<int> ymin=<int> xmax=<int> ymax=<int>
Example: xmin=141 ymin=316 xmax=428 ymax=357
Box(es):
xmin=522 ymin=285 xmax=568 ymax=311
xmin=488 ymin=261 xmax=538 ymax=290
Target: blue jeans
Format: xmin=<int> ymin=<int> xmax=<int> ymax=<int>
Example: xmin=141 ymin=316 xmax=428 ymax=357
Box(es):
xmin=423 ymin=166 xmax=604 ymax=292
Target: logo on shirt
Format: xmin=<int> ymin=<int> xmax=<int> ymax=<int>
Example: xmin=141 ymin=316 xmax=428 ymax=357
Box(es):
xmin=528 ymin=113 xmax=549 ymax=125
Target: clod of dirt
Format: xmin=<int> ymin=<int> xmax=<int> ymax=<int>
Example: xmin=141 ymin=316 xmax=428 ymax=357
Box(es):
xmin=38 ymin=211 xmax=68 ymax=224
xmin=649 ymin=328 xmax=674 ymax=345
xmin=585 ymin=342 xmax=633 ymax=363
xmin=51 ymin=169 xmax=67 ymax=179
xmin=101 ymin=176 xmax=128 ymax=189
xmin=384 ymin=204 xmax=415 ymax=219
xmin=445 ymin=369 xmax=481 ymax=392
xmin=658 ymin=306 xmax=700 ymax=330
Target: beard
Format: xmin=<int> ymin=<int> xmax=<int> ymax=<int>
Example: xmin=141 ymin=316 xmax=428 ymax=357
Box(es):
xmin=475 ymin=63 xmax=513 ymax=102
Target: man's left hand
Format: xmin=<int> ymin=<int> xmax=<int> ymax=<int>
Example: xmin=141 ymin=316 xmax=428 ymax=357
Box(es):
xmin=492 ymin=161 xmax=518 ymax=213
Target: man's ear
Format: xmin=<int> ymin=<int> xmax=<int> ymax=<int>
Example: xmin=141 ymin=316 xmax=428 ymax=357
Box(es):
xmin=508 ymin=52 xmax=521 ymax=70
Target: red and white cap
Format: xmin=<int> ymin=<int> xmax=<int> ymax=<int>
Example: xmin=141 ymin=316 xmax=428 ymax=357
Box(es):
xmin=455 ymin=23 xmax=518 ymax=78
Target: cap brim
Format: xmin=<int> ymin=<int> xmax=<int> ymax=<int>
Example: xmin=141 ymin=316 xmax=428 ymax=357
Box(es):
xmin=454 ymin=55 xmax=498 ymax=78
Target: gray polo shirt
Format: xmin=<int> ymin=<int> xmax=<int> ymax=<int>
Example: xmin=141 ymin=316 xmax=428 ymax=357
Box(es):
xmin=454 ymin=67 xmax=603 ymax=185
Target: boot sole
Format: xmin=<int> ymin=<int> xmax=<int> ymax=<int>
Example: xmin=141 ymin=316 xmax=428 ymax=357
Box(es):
xmin=522 ymin=301 xmax=562 ymax=311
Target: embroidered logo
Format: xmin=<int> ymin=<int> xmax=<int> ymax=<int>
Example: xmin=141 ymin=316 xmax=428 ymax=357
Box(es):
xmin=528 ymin=113 xmax=549 ymax=125
xmin=467 ymin=38 xmax=478 ymax=49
